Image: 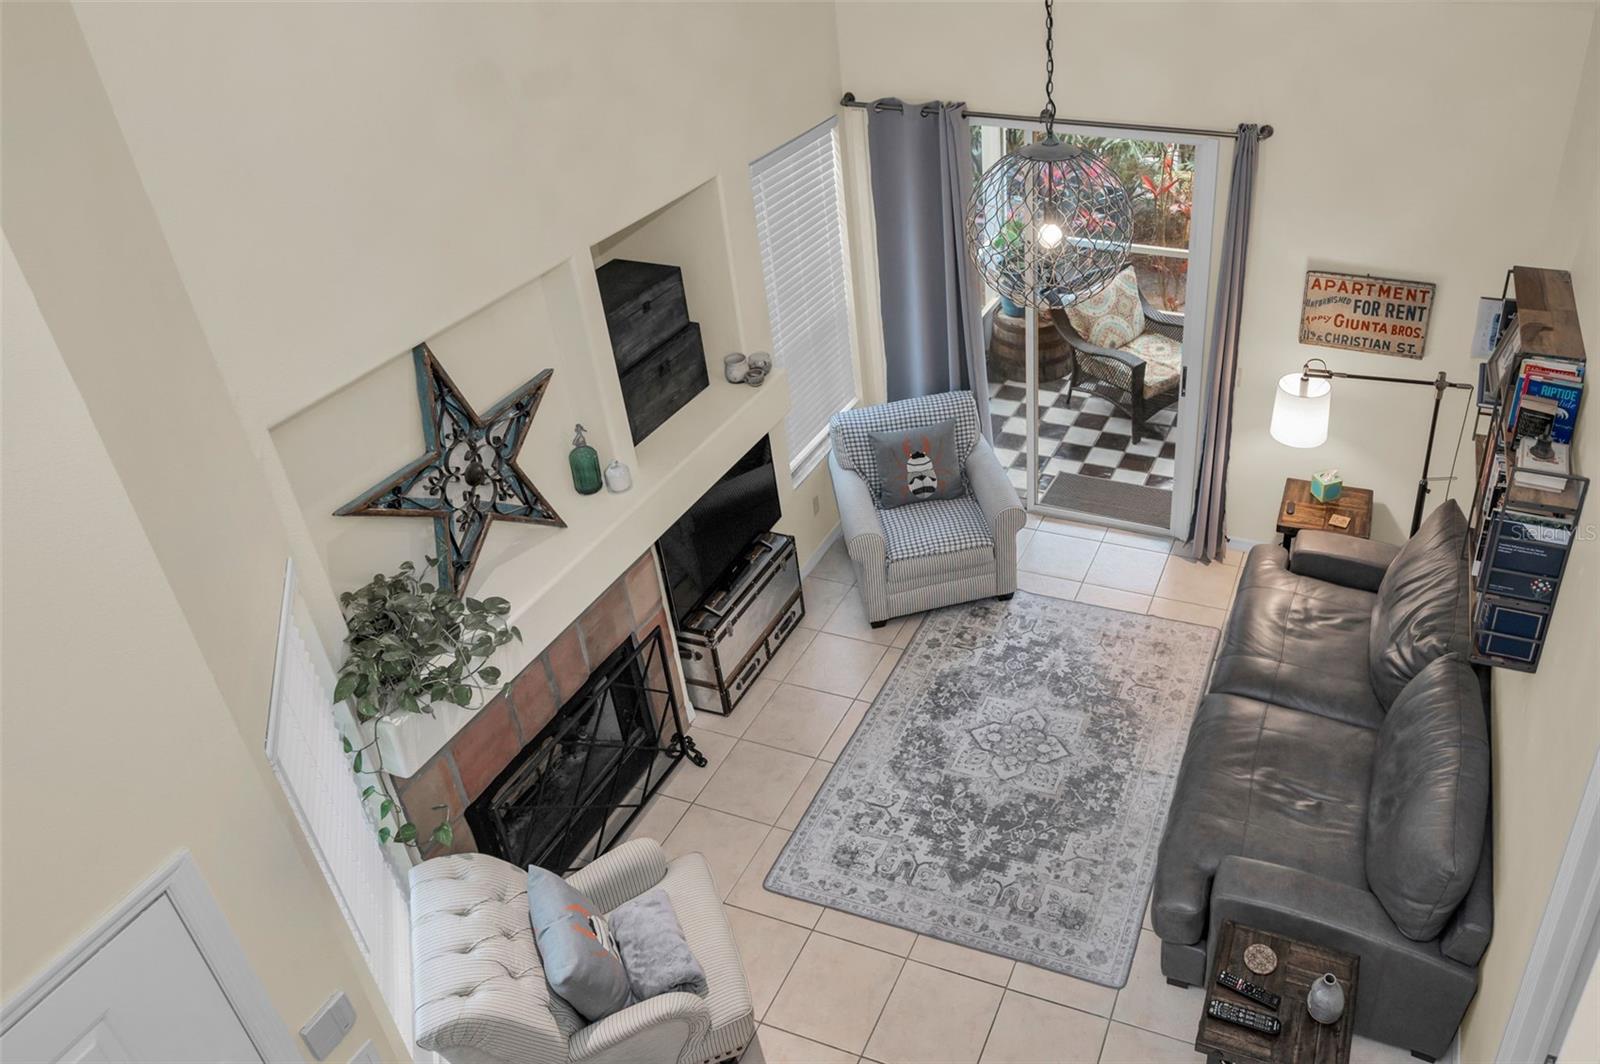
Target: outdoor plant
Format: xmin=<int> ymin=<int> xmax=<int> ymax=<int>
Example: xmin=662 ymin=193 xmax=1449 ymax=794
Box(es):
xmin=333 ymin=558 xmax=520 ymax=849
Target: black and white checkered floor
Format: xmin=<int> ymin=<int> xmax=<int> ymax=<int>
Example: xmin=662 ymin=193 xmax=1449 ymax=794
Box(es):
xmin=989 ymin=379 xmax=1177 ymax=495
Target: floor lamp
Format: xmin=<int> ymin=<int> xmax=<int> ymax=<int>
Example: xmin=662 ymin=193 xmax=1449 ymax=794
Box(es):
xmin=1270 ymin=358 xmax=1475 ymax=536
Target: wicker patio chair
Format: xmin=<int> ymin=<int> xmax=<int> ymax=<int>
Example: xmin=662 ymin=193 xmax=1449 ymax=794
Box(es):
xmin=1052 ymin=293 xmax=1184 ymax=444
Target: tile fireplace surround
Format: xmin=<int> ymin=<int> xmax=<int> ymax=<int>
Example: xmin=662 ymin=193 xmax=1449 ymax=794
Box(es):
xmin=393 ymin=551 xmax=678 ymax=859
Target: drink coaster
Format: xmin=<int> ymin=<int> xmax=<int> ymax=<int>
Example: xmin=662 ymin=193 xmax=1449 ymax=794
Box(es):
xmin=1244 ymin=943 xmax=1278 ymax=976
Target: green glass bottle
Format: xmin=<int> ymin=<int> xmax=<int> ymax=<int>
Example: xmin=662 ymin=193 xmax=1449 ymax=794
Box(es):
xmin=569 ymin=424 xmax=602 ymax=495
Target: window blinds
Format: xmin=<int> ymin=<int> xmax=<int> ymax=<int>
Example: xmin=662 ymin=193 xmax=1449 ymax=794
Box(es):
xmin=750 ymin=118 xmax=859 ymax=477
xmin=265 ymin=564 xmax=413 ymax=1040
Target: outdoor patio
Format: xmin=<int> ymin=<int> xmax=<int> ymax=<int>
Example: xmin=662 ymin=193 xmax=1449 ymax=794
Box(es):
xmin=988 ymin=379 xmax=1178 ymax=496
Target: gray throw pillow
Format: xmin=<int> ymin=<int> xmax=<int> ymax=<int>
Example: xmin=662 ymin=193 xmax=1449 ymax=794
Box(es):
xmin=608 ymin=887 xmax=708 ymax=1001
xmin=872 ymin=419 xmax=964 ymax=508
xmin=1368 ymin=500 xmax=1472 ymax=708
xmin=527 ymin=867 xmax=632 ymax=1022
xmin=1365 ymin=654 xmax=1489 ymax=941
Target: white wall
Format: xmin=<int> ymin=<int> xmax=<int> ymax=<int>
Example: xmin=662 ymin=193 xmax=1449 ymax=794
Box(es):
xmin=834 ymin=0 xmax=1595 ymax=543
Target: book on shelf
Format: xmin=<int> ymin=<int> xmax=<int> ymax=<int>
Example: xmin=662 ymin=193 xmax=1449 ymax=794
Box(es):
xmin=1512 ymin=437 xmax=1571 ymax=492
xmin=1504 ymin=357 xmax=1584 ymax=442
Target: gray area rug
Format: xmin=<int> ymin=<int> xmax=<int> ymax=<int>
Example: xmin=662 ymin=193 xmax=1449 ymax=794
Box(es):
xmin=765 ymin=592 xmax=1217 ymax=988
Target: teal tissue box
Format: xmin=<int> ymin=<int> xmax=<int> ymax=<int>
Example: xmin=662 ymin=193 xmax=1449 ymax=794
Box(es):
xmin=1311 ymin=469 xmax=1344 ymax=502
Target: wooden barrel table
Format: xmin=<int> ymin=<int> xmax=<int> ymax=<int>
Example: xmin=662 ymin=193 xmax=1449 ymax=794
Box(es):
xmin=986 ymin=310 xmax=1073 ymax=385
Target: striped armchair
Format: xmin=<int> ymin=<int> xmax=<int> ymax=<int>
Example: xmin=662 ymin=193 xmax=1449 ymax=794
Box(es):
xmin=410 ymin=839 xmax=754 ymax=1064
xmin=827 ymin=391 xmax=1025 ymax=625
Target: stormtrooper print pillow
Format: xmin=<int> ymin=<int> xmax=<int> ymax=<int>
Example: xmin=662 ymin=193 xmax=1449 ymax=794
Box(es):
xmin=872 ymin=419 xmax=964 ymax=509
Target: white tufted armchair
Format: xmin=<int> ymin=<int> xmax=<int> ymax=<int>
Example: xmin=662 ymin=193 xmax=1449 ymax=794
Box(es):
xmin=410 ymin=839 xmax=755 ymax=1064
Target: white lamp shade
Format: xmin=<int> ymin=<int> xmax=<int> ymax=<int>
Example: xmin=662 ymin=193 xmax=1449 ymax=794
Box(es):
xmin=1270 ymin=372 xmax=1331 ymax=448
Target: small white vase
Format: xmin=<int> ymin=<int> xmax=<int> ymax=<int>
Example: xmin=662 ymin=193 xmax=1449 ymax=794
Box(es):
xmin=1306 ymin=972 xmax=1345 ymax=1025
xmin=604 ymin=459 xmax=633 ymax=493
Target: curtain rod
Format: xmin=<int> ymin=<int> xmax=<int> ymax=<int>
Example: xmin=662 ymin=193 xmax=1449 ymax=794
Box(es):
xmin=839 ymin=92 xmax=1273 ymax=141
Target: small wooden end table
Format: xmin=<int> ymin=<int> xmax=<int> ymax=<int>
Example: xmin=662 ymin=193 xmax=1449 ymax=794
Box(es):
xmin=1276 ymin=478 xmax=1374 ymax=549
xmin=1195 ymin=920 xmax=1359 ymax=1064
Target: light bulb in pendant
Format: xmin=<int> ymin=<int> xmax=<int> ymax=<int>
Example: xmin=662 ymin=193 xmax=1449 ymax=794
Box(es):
xmin=1037 ymin=222 xmax=1064 ymax=249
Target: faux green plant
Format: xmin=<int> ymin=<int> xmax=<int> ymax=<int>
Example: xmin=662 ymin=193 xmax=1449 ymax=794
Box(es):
xmin=333 ymin=558 xmax=520 ymax=850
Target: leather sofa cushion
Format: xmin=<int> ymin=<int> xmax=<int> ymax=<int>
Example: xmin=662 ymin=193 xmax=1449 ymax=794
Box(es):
xmin=1152 ymin=693 xmax=1376 ymax=944
xmin=1209 ymin=545 xmax=1386 ymax=729
xmin=1368 ymin=501 xmax=1472 ymax=709
xmin=1366 ymin=653 xmax=1490 ymax=941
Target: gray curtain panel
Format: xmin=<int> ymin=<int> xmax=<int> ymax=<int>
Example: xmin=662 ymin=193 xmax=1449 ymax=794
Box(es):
xmin=1185 ymin=125 xmax=1263 ymax=562
xmin=866 ymin=99 xmax=991 ymax=438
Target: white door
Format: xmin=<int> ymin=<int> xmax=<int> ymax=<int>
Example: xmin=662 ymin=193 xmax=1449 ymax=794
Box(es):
xmin=0 ymin=896 xmax=263 ymax=1064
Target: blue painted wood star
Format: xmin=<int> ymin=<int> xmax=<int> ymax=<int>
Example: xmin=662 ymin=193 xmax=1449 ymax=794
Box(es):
xmin=336 ymin=344 xmax=564 ymax=595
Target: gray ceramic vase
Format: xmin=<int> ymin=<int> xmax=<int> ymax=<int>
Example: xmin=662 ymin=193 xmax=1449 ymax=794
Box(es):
xmin=1306 ymin=972 xmax=1346 ymax=1025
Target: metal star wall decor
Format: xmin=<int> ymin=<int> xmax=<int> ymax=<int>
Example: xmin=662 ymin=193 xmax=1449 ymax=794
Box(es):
xmin=336 ymin=343 xmax=565 ymax=595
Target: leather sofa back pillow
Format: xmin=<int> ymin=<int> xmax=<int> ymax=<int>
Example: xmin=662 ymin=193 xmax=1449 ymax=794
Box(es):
xmin=1368 ymin=500 xmax=1472 ymax=708
xmin=1366 ymin=653 xmax=1490 ymax=941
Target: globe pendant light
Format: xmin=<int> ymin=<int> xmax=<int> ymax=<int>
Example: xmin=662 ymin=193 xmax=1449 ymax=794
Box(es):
xmin=968 ymin=0 xmax=1133 ymax=311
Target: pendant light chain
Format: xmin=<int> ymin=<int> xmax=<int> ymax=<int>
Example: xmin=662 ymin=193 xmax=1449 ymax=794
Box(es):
xmin=1042 ymin=0 xmax=1056 ymax=138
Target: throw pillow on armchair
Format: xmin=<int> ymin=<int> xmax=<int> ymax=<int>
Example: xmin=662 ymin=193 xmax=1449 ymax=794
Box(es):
xmin=872 ymin=418 xmax=964 ymax=508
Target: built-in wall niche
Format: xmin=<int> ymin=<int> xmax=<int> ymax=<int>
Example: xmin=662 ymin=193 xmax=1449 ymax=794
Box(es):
xmin=591 ymin=178 xmax=743 ymax=440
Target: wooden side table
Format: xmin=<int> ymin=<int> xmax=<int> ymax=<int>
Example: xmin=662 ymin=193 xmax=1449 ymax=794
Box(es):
xmin=1276 ymin=478 xmax=1374 ymax=549
xmin=1195 ymin=920 xmax=1359 ymax=1064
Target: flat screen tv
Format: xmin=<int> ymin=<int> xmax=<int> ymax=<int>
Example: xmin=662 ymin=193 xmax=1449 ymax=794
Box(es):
xmin=657 ymin=437 xmax=782 ymax=625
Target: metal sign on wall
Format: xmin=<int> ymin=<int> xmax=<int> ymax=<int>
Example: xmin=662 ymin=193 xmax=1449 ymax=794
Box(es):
xmin=1299 ymin=270 xmax=1435 ymax=359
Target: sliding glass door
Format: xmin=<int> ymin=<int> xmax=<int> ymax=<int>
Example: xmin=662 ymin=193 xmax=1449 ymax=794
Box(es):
xmin=973 ymin=121 xmax=1220 ymax=536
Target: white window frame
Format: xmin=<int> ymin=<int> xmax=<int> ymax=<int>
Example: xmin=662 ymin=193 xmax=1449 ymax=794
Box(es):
xmin=750 ymin=117 xmax=862 ymax=486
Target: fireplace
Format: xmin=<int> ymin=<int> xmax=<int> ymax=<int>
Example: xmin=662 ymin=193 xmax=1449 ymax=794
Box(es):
xmin=465 ymin=628 xmax=695 ymax=873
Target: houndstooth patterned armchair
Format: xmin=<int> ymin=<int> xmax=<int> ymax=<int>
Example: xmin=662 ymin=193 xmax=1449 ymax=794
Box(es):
xmin=410 ymin=839 xmax=754 ymax=1064
xmin=827 ymin=391 xmax=1025 ymax=625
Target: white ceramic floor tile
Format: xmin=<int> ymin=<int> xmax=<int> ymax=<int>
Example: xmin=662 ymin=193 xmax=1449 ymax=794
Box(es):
xmin=980 ymin=990 xmax=1107 ymax=1064
xmin=765 ymin=934 xmax=903 ymax=1054
xmin=747 ymin=1025 xmax=858 ymax=1064
xmin=1017 ymin=571 xmax=1082 ymax=600
xmin=1007 ymin=963 xmax=1118 ymax=1018
xmin=1075 ymin=583 xmax=1152 ymax=614
xmin=863 ymin=960 xmax=1004 ymax=1064
xmin=725 ymin=905 xmax=811 ymax=1021
xmin=800 ymin=575 xmax=854 ymax=630
xmin=824 ymin=589 xmax=909 ymax=645
xmin=1034 ymin=516 xmax=1107 ymax=542
xmin=857 ymin=648 xmax=902 ymax=702
xmin=1148 ymin=597 xmax=1227 ymax=628
xmin=692 ymin=678 xmax=777 ymax=738
xmin=1109 ymin=929 xmax=1206 ymax=1042
xmin=820 ymin=700 xmax=871 ymax=762
xmin=909 ymin=935 xmax=1015 ymax=987
xmin=726 ymin=828 xmax=823 ymax=928
xmin=657 ymin=729 xmax=737 ymax=802
xmin=1083 ymin=543 xmax=1169 ymax=595
xmin=695 ymin=740 xmax=815 ymax=824
xmin=661 ymin=805 xmax=769 ymax=899
xmin=1154 ymin=556 xmax=1239 ymax=608
xmin=619 ymin=793 xmax=689 ymax=846
xmin=764 ymin=626 xmax=818 ymax=683
xmin=785 ymin=632 xmax=888 ymax=699
xmin=889 ymin=615 xmax=922 ymax=649
xmin=1103 ymin=528 xmax=1173 ymax=553
xmin=816 ymin=909 xmax=917 ymax=956
xmin=810 ymin=539 xmax=859 ymax=585
xmin=1098 ymin=1021 xmax=1203 ymax=1063
xmin=743 ymin=682 xmax=856 ymax=758
xmin=776 ymin=758 xmax=831 ymax=830
xmin=1020 ymin=532 xmax=1099 ymax=582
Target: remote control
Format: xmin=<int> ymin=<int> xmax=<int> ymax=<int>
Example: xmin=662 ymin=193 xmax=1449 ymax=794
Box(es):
xmin=1207 ymin=999 xmax=1282 ymax=1036
xmin=1217 ymin=969 xmax=1282 ymax=1010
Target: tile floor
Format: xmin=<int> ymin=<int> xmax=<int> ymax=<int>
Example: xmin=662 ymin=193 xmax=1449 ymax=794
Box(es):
xmin=628 ymin=519 xmax=1415 ymax=1064
xmin=989 ymin=380 xmax=1179 ymax=496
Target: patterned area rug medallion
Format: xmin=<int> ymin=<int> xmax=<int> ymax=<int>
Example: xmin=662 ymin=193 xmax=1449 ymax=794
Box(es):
xmin=765 ymin=591 xmax=1217 ymax=988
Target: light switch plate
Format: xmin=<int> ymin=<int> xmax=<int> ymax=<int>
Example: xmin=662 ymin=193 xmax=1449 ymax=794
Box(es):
xmin=300 ymin=991 xmax=356 ymax=1061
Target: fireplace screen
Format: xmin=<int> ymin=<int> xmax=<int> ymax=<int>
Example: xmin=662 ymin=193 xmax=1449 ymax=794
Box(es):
xmin=465 ymin=627 xmax=703 ymax=874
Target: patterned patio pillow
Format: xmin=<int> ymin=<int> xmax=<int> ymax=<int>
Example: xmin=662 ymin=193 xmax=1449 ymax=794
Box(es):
xmin=1066 ymin=266 xmax=1144 ymax=348
xmin=1123 ymin=332 xmax=1183 ymax=397
xmin=873 ymin=419 xmax=964 ymax=508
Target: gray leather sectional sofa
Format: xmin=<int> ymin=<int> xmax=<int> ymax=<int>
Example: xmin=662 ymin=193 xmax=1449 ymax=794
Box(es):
xmin=1152 ymin=501 xmax=1491 ymax=1061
